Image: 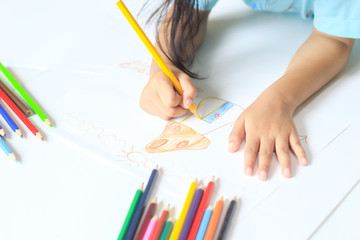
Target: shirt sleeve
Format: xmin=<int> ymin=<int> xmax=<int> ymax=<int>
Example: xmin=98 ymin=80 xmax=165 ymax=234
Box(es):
xmin=188 ymin=0 xmax=219 ymax=11
xmin=313 ymin=0 xmax=360 ymax=39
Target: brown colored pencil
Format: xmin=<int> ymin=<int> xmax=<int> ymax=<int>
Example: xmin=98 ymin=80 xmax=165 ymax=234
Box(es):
xmin=134 ymin=198 xmax=158 ymax=240
xmin=0 ymin=80 xmax=33 ymax=117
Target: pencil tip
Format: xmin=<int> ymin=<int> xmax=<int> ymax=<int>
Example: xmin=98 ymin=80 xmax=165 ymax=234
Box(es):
xmin=45 ymin=119 xmax=52 ymax=127
xmin=233 ymin=196 xmax=237 ymax=201
xmin=9 ymin=153 xmax=16 ymax=161
xmin=220 ymin=196 xmax=224 ymax=201
xmin=211 ymin=176 xmax=215 ymax=182
xmin=20 ymin=135 xmax=23 ymax=138
xmin=153 ymin=197 xmax=158 ymax=203
xmin=3 ymin=134 xmax=6 ymax=138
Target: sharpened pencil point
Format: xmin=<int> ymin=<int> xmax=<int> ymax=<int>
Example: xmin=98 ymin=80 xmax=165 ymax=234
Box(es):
xmin=9 ymin=153 xmax=16 ymax=161
xmin=3 ymin=134 xmax=6 ymax=138
xmin=45 ymin=119 xmax=52 ymax=127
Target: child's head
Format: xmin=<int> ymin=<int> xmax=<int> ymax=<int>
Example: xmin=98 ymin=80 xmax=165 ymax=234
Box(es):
xmin=146 ymin=0 xmax=204 ymax=78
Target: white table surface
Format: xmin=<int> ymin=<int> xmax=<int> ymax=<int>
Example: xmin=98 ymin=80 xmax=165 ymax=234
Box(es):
xmin=0 ymin=0 xmax=360 ymax=239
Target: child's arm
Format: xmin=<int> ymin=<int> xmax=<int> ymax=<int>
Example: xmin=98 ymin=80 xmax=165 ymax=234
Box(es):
xmin=229 ymin=28 xmax=354 ymax=180
xmin=140 ymin=7 xmax=210 ymax=120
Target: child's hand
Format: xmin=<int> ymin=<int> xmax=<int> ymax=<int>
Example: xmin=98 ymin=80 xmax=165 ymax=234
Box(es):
xmin=140 ymin=69 xmax=197 ymax=120
xmin=228 ymin=89 xmax=307 ymax=180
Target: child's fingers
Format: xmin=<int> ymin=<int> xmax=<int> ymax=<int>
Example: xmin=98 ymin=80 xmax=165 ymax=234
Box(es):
xmin=275 ymin=135 xmax=292 ymax=178
xmin=290 ymin=132 xmax=308 ymax=166
xmin=156 ymin=99 xmax=188 ymax=119
xmin=228 ymin=117 xmax=245 ymax=153
xmin=140 ymin=97 xmax=172 ymax=120
xmin=257 ymin=138 xmax=275 ymax=181
xmin=178 ymin=75 xmax=197 ymax=109
xmin=157 ymin=77 xmax=183 ymax=108
xmin=244 ymin=136 xmax=260 ymax=177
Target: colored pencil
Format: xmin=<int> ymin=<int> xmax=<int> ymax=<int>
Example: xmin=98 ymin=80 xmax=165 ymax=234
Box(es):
xmin=135 ymin=198 xmax=158 ymax=240
xmin=170 ymin=179 xmax=198 ymax=240
xmin=0 ymin=88 xmax=43 ymax=141
xmin=118 ymin=183 xmax=144 ymax=240
xmin=180 ymin=185 xmax=204 ymax=240
xmin=153 ymin=204 xmax=170 ymax=240
xmin=0 ymin=80 xmax=33 ymax=117
xmin=160 ymin=218 xmax=174 ymax=240
xmin=125 ymin=166 xmax=159 ymax=239
xmin=143 ymin=216 xmax=159 ymax=240
xmin=0 ymin=124 xmax=5 ymax=138
xmin=116 ymin=1 xmax=201 ymax=120
xmin=217 ymin=196 xmax=237 ymax=240
xmin=195 ymin=206 xmax=213 ymax=240
xmin=0 ymin=136 xmax=16 ymax=161
xmin=0 ymin=61 xmax=51 ymax=126
xmin=204 ymin=197 xmax=224 ymax=240
xmin=0 ymin=103 xmax=23 ymax=138
xmin=187 ymin=177 xmax=215 ymax=240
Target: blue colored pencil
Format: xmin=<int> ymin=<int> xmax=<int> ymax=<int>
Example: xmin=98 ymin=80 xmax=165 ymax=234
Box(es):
xmin=195 ymin=206 xmax=213 ymax=240
xmin=125 ymin=166 xmax=159 ymax=239
xmin=0 ymin=103 xmax=23 ymax=138
xmin=180 ymin=185 xmax=204 ymax=240
xmin=0 ymin=136 xmax=16 ymax=161
xmin=0 ymin=124 xmax=6 ymax=138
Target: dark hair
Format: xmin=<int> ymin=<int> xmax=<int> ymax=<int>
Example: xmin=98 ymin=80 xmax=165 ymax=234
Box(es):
xmin=143 ymin=0 xmax=204 ymax=79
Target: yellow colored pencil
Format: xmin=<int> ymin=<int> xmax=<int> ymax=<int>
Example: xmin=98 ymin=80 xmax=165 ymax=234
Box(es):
xmin=170 ymin=179 xmax=198 ymax=240
xmin=116 ymin=1 xmax=201 ymax=119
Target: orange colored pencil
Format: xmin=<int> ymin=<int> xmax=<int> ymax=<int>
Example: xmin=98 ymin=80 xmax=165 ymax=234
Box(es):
xmin=0 ymin=88 xmax=43 ymax=141
xmin=204 ymin=196 xmax=224 ymax=240
xmin=152 ymin=204 xmax=170 ymax=240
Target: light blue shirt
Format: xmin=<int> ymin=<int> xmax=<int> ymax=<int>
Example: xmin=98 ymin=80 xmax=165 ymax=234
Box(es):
xmin=191 ymin=0 xmax=360 ymax=38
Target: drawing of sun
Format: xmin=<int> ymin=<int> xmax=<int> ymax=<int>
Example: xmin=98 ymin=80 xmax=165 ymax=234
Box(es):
xmin=117 ymin=145 xmax=156 ymax=168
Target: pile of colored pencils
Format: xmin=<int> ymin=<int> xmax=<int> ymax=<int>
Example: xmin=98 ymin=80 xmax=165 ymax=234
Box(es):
xmin=0 ymin=61 xmax=52 ymax=162
xmin=119 ymin=167 xmax=237 ymax=240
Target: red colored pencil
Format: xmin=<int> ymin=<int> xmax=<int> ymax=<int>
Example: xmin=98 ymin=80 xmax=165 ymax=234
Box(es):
xmin=187 ymin=177 xmax=215 ymax=240
xmin=134 ymin=198 xmax=158 ymax=240
xmin=152 ymin=204 xmax=170 ymax=240
xmin=0 ymin=88 xmax=44 ymax=141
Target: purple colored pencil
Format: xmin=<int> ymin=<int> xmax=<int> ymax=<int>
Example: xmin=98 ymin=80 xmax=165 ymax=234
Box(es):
xmin=179 ymin=185 xmax=204 ymax=240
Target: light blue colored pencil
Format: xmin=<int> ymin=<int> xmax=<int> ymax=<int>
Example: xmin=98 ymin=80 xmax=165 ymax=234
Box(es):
xmin=0 ymin=136 xmax=16 ymax=161
xmin=195 ymin=206 xmax=213 ymax=240
xmin=0 ymin=103 xmax=23 ymax=138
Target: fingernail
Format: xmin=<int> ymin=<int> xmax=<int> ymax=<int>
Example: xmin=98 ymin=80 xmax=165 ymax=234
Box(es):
xmin=228 ymin=142 xmax=235 ymax=152
xmin=185 ymin=99 xmax=192 ymax=109
xmin=259 ymin=170 xmax=267 ymax=180
xmin=283 ymin=168 xmax=291 ymax=178
xmin=300 ymin=157 xmax=308 ymax=166
xmin=245 ymin=167 xmax=253 ymax=176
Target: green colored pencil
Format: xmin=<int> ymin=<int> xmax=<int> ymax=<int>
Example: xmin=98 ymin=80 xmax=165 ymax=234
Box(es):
xmin=0 ymin=61 xmax=52 ymax=127
xmin=118 ymin=183 xmax=143 ymax=240
xmin=160 ymin=218 xmax=174 ymax=240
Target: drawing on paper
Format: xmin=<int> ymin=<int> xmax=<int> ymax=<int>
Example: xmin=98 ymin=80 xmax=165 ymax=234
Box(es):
xmin=62 ymin=114 xmax=157 ymax=168
xmin=119 ymin=58 xmax=150 ymax=75
xmin=146 ymin=121 xmax=210 ymax=153
xmin=145 ymin=97 xmax=239 ymax=153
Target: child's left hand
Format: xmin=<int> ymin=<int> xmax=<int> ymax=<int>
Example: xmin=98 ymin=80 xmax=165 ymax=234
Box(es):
xmin=228 ymin=87 xmax=308 ymax=180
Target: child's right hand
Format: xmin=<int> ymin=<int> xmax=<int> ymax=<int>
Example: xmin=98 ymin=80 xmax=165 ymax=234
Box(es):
xmin=140 ymin=69 xmax=197 ymax=120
